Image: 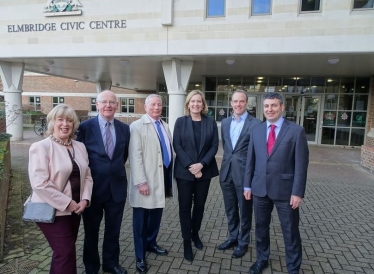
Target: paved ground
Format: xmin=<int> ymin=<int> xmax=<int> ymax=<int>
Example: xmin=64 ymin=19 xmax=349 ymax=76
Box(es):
xmin=1 ymin=128 xmax=374 ymax=274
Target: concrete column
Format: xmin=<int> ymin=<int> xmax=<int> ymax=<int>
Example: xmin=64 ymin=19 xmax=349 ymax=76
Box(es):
xmin=162 ymin=59 xmax=193 ymax=133
xmin=161 ymin=0 xmax=174 ymax=26
xmin=0 ymin=62 xmax=24 ymax=141
xmin=96 ymin=81 xmax=112 ymax=93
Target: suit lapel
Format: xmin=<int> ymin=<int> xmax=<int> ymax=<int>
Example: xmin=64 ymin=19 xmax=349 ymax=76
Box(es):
xmin=224 ymin=118 xmax=234 ymax=151
xmin=91 ymin=116 xmax=107 ymax=156
xmin=199 ymin=116 xmax=207 ymax=155
xmin=234 ymin=116 xmax=251 ymax=151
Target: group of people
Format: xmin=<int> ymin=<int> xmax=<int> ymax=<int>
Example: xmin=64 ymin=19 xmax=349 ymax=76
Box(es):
xmin=27 ymin=89 xmax=309 ymax=274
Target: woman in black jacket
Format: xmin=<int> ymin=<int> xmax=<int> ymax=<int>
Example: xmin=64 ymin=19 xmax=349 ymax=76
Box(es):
xmin=173 ymin=90 xmax=219 ymax=262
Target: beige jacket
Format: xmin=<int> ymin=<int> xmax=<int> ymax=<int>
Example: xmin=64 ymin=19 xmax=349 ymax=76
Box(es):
xmin=128 ymin=115 xmax=176 ymax=209
xmin=27 ymin=138 xmax=93 ymax=216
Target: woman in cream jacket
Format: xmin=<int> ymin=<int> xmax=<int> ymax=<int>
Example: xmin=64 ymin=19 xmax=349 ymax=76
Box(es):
xmin=27 ymin=104 xmax=93 ymax=274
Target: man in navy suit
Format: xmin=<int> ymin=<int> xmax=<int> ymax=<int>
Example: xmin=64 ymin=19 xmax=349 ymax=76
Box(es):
xmin=218 ymin=90 xmax=261 ymax=258
xmin=244 ymin=92 xmax=309 ymax=274
xmin=77 ymin=90 xmax=130 ymax=274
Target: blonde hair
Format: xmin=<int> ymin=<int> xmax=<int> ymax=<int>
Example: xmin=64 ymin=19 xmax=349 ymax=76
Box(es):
xmin=184 ymin=90 xmax=208 ymax=116
xmin=45 ymin=104 xmax=80 ymax=139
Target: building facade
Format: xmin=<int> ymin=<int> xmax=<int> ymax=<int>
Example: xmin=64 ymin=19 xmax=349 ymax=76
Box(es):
xmin=0 ymin=0 xmax=373 ymax=170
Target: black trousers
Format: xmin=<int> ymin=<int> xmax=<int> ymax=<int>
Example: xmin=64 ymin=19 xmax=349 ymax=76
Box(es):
xmin=176 ymin=178 xmax=211 ymax=240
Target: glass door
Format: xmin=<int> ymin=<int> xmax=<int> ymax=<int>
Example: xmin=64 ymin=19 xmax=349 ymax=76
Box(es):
xmin=300 ymin=96 xmax=321 ymax=144
xmin=284 ymin=96 xmax=301 ymax=124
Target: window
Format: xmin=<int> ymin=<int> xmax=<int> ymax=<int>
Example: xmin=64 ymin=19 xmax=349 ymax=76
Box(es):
xmin=29 ymin=96 xmax=41 ymax=110
xmin=207 ymin=0 xmax=225 ymax=17
xmin=52 ymin=97 xmax=64 ymax=108
xmin=300 ymin=0 xmax=321 ymax=12
xmin=90 ymin=98 xmax=97 ymax=112
xmin=252 ymin=0 xmax=272 ymax=15
xmin=120 ymin=98 xmax=135 ymax=113
xmin=353 ymin=0 xmax=374 ymax=9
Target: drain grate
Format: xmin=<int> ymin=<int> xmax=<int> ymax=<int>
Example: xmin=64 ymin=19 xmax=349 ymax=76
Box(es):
xmin=0 ymin=258 xmax=39 ymax=274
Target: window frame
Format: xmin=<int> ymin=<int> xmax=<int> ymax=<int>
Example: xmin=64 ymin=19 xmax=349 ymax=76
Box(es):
xmin=90 ymin=97 xmax=97 ymax=112
xmin=120 ymin=97 xmax=135 ymax=114
xmin=206 ymin=0 xmax=226 ymax=18
xmin=251 ymin=0 xmax=272 ymax=16
xmin=29 ymin=96 xmax=41 ymax=110
xmin=299 ymin=0 xmax=322 ymax=13
xmin=352 ymin=0 xmax=374 ymax=10
xmin=52 ymin=96 xmax=64 ymax=108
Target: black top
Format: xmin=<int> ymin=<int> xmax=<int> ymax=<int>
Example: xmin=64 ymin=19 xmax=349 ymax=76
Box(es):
xmin=192 ymin=120 xmax=201 ymax=152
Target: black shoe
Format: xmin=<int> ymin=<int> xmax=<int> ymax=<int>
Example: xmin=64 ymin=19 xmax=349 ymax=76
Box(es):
xmin=249 ymin=261 xmax=269 ymax=274
xmin=147 ymin=244 xmax=168 ymax=256
xmin=102 ymin=265 xmax=127 ymax=274
xmin=136 ymin=259 xmax=147 ymax=273
xmin=165 ymin=188 xmax=173 ymax=197
xmin=217 ymin=239 xmax=238 ymax=250
xmin=232 ymin=245 xmax=248 ymax=258
xmin=192 ymin=234 xmax=203 ymax=250
xmin=183 ymin=240 xmax=193 ymax=262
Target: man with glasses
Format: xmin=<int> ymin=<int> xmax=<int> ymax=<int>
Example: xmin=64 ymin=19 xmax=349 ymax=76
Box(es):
xmin=77 ymin=90 xmax=130 ymax=274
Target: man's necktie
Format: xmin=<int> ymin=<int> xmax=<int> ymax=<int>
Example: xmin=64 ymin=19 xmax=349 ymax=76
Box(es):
xmin=155 ymin=121 xmax=170 ymax=167
xmin=105 ymin=122 xmax=114 ymax=159
xmin=267 ymin=124 xmax=276 ymax=155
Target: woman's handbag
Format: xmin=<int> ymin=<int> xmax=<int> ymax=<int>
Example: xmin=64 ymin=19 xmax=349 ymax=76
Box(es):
xmin=22 ymin=179 xmax=69 ymax=223
xmin=22 ymin=196 xmax=56 ymax=223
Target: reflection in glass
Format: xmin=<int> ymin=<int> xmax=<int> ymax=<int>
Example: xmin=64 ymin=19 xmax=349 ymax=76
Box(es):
xmin=207 ymin=0 xmax=225 ymax=17
xmin=340 ymin=77 xmax=355 ymax=93
xmin=230 ymin=77 xmax=242 ymax=91
xmin=321 ymin=127 xmax=335 ymax=145
xmin=338 ymin=94 xmax=353 ymax=110
xmin=350 ymin=129 xmax=365 ymax=146
xmin=205 ymin=92 xmax=216 ymax=106
xmin=206 ymin=77 xmax=216 ymax=91
xmin=355 ymin=77 xmax=370 ymax=93
xmin=252 ymin=0 xmax=272 ymax=15
xmin=324 ymin=94 xmax=337 ymax=110
xmin=326 ymin=77 xmax=340 ymax=93
xmin=337 ymin=111 xmax=351 ymax=127
xmin=207 ymin=107 xmax=216 ymax=119
xmin=336 ymin=128 xmax=349 ymax=146
xmin=255 ymin=77 xmax=268 ymax=92
xmin=354 ymin=95 xmax=368 ymax=110
xmin=283 ymin=77 xmax=296 ymax=93
xmin=353 ymin=0 xmax=374 ymax=9
xmin=296 ymin=77 xmax=311 ymax=93
xmin=352 ymin=112 xmax=366 ymax=127
xmin=217 ymin=77 xmax=230 ymax=91
xmin=247 ymin=96 xmax=257 ymax=118
xmin=242 ymin=77 xmax=255 ymax=92
xmin=310 ymin=77 xmax=325 ymax=93
xmin=217 ymin=93 xmax=229 ymax=106
xmin=268 ymin=77 xmax=283 ymax=92
xmin=301 ymin=0 xmax=321 ymax=12
xmin=285 ymin=96 xmax=299 ymax=123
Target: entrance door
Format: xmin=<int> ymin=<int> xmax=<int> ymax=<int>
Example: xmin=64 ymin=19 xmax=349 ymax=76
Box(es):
xmin=284 ymin=95 xmax=321 ymax=144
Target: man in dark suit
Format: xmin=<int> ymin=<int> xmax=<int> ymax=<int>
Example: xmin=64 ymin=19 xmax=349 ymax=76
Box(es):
xmin=244 ymin=92 xmax=309 ymax=274
xmin=218 ymin=90 xmax=261 ymax=258
xmin=77 ymin=90 xmax=130 ymax=274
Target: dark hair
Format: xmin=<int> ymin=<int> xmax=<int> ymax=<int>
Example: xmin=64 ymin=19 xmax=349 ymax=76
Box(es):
xmin=263 ymin=92 xmax=284 ymax=105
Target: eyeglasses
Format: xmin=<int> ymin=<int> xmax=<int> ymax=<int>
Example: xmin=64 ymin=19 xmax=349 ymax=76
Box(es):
xmin=98 ymin=100 xmax=117 ymax=106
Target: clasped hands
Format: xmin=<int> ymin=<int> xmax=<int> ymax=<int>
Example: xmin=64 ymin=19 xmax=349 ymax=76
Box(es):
xmin=67 ymin=200 xmax=88 ymax=215
xmin=189 ymin=163 xmax=203 ymax=178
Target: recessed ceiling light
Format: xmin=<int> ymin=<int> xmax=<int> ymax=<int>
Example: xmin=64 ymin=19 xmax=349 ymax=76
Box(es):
xmin=120 ymin=60 xmax=130 ymax=66
xmin=327 ymin=79 xmax=333 ymax=82
xmin=257 ymin=77 xmax=264 ymax=80
xmin=226 ymin=59 xmax=235 ymax=65
xmin=195 ymin=84 xmax=200 ymax=87
xmin=327 ymin=57 xmax=339 ymax=65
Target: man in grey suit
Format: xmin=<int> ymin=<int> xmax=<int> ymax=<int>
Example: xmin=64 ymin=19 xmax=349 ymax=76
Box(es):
xmin=244 ymin=92 xmax=309 ymax=274
xmin=217 ymin=90 xmax=261 ymax=258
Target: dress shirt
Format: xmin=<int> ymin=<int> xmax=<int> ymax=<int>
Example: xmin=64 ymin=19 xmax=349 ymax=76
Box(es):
xmin=98 ymin=115 xmax=116 ymax=150
xmin=230 ymin=112 xmax=248 ymax=149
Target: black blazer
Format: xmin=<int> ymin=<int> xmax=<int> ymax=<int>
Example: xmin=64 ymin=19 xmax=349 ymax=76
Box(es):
xmin=76 ymin=116 xmax=130 ymax=203
xmin=173 ymin=115 xmax=219 ymax=181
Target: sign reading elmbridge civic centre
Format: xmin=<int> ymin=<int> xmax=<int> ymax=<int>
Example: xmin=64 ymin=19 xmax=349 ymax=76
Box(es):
xmin=7 ymin=20 xmax=127 ymax=33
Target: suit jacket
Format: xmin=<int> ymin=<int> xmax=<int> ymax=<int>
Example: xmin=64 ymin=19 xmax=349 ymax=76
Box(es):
xmin=76 ymin=116 xmax=130 ymax=203
xmin=243 ymin=119 xmax=309 ymax=200
xmin=173 ymin=115 xmax=219 ymax=181
xmin=220 ymin=114 xmax=262 ymax=183
xmin=128 ymin=115 xmax=176 ymax=209
xmin=28 ymin=138 xmax=93 ymax=216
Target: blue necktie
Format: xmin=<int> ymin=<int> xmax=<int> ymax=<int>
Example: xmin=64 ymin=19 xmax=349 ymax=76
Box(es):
xmin=106 ymin=122 xmax=114 ymax=159
xmin=155 ymin=121 xmax=170 ymax=167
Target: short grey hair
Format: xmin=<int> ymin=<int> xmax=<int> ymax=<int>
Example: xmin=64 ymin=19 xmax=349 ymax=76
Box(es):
xmin=145 ymin=94 xmax=162 ymax=105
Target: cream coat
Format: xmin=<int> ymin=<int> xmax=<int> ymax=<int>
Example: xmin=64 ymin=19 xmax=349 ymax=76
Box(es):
xmin=27 ymin=138 xmax=93 ymax=216
xmin=128 ymin=115 xmax=176 ymax=209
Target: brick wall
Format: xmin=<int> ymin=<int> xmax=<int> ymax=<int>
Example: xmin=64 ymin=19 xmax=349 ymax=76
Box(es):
xmin=361 ymin=77 xmax=374 ymax=172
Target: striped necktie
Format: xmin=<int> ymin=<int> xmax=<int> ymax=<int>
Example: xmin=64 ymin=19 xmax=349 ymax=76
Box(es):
xmin=267 ymin=124 xmax=276 ymax=155
xmin=106 ymin=122 xmax=114 ymax=159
